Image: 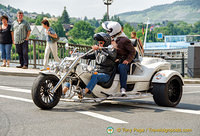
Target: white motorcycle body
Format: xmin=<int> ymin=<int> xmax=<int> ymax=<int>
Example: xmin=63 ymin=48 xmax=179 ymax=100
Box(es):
xmin=74 ymin=57 xmax=183 ymax=98
xmin=33 ymin=47 xmax=183 ymax=109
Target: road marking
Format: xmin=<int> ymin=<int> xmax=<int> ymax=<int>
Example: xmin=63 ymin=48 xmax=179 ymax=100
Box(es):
xmin=1 ymin=85 xmax=200 ymax=95
xmin=77 ymin=111 xmax=128 ymax=124
xmin=184 ymin=91 xmax=200 ymax=94
xmin=135 ymin=105 xmax=200 ymax=115
xmin=0 ymin=94 xmax=32 ymax=103
xmin=0 ymin=85 xmax=30 ymax=93
xmin=111 ymin=101 xmax=200 ymax=115
xmin=0 ymin=85 xmax=200 ymax=116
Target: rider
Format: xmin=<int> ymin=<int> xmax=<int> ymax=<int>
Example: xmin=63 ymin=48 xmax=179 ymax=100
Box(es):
xmin=102 ymin=21 xmax=136 ymax=96
xmin=62 ymin=32 xmax=117 ymax=98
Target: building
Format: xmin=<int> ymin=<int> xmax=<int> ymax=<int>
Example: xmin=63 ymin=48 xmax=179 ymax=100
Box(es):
xmin=165 ymin=35 xmax=186 ymax=43
xmin=30 ymin=25 xmax=45 ymax=40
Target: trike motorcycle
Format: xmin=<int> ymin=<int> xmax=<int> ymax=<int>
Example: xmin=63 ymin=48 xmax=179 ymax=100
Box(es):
xmin=32 ymin=43 xmax=183 ymax=109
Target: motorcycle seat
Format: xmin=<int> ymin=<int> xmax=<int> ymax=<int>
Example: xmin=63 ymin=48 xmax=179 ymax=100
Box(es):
xmin=129 ymin=58 xmax=142 ymax=75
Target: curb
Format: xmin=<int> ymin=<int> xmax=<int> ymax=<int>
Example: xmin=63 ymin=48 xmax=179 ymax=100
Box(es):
xmin=184 ymin=79 xmax=200 ymax=84
xmin=0 ymin=71 xmax=39 ymax=77
xmin=0 ymin=67 xmax=39 ymax=77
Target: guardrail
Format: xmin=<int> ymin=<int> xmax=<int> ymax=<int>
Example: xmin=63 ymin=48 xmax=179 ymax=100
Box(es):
xmin=0 ymin=39 xmax=187 ymax=76
xmin=8 ymin=39 xmax=91 ymax=68
xmin=144 ymin=53 xmax=187 ymax=77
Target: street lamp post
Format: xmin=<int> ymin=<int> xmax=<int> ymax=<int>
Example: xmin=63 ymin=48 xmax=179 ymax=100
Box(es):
xmin=144 ymin=18 xmax=150 ymax=49
xmin=103 ymin=0 xmax=113 ymax=20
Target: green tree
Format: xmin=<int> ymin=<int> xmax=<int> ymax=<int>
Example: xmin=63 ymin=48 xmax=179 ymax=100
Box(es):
xmin=35 ymin=15 xmax=43 ymax=25
xmin=110 ymin=15 xmax=123 ymax=26
xmin=123 ymin=23 xmax=135 ymax=38
xmin=60 ymin=6 xmax=70 ymax=24
xmin=95 ymin=26 xmax=106 ymax=33
xmin=193 ymin=20 xmax=200 ymax=34
xmin=101 ymin=13 xmax=108 ymax=23
xmin=51 ymin=21 xmax=65 ymax=37
xmin=68 ymin=21 xmax=94 ymax=39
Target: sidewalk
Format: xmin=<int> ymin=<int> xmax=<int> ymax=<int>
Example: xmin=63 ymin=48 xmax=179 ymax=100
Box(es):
xmin=0 ymin=66 xmax=39 ymax=77
xmin=0 ymin=65 xmax=200 ymax=84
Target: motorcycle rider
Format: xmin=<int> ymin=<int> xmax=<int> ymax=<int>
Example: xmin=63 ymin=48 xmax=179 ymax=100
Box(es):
xmin=62 ymin=32 xmax=117 ymax=98
xmin=102 ymin=21 xmax=136 ymax=96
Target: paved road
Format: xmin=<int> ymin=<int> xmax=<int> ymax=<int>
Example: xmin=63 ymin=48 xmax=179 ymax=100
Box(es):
xmin=0 ymin=75 xmax=200 ymax=136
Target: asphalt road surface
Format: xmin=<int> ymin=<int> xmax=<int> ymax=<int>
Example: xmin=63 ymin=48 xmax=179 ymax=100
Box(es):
xmin=0 ymin=75 xmax=199 ymax=136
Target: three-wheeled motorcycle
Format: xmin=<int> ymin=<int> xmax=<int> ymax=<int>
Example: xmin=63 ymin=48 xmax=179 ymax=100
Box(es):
xmin=32 ymin=42 xmax=183 ymax=110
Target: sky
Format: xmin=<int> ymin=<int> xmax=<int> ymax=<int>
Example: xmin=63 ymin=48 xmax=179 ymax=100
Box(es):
xmin=0 ymin=0 xmax=178 ymax=19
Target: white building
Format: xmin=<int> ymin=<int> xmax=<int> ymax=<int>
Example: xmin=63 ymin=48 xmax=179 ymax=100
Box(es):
xmin=30 ymin=25 xmax=46 ymax=40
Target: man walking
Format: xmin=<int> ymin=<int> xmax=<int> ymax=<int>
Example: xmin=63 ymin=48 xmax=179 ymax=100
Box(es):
xmin=12 ymin=11 xmax=31 ymax=69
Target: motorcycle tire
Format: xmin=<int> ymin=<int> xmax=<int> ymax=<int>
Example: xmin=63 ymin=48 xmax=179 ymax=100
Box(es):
xmin=152 ymin=75 xmax=183 ymax=107
xmin=32 ymin=74 xmax=62 ymax=110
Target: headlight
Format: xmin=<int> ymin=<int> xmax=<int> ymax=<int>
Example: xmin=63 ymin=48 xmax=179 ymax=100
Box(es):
xmin=155 ymin=73 xmax=166 ymax=80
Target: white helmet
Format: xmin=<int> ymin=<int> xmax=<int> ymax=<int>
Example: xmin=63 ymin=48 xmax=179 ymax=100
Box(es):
xmin=102 ymin=21 xmax=122 ymax=37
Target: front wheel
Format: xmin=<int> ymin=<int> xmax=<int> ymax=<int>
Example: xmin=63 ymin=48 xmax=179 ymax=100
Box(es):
xmin=152 ymin=75 xmax=183 ymax=107
xmin=31 ymin=74 xmax=62 ymax=110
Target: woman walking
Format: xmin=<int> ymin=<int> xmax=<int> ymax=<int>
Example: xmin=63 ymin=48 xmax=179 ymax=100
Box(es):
xmin=41 ymin=19 xmax=60 ymax=71
xmin=0 ymin=15 xmax=14 ymax=67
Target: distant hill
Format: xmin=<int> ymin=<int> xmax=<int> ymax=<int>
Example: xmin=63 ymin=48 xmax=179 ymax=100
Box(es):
xmin=117 ymin=0 xmax=200 ymax=24
xmin=0 ymin=4 xmax=46 ymax=23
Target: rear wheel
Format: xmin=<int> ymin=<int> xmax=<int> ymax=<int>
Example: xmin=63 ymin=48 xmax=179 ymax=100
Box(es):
xmin=152 ymin=75 xmax=183 ymax=107
xmin=32 ymin=74 xmax=62 ymax=110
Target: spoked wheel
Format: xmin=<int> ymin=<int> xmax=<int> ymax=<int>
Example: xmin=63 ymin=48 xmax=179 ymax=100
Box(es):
xmin=152 ymin=75 xmax=183 ymax=107
xmin=32 ymin=74 xmax=62 ymax=110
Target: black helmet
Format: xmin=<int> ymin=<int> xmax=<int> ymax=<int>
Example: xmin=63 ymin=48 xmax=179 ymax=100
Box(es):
xmin=93 ymin=32 xmax=111 ymax=47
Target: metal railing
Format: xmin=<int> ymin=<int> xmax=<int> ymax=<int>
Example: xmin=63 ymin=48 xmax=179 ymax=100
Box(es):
xmin=144 ymin=52 xmax=187 ymax=77
xmin=9 ymin=39 xmax=91 ymax=68
xmin=1 ymin=39 xmax=187 ymax=76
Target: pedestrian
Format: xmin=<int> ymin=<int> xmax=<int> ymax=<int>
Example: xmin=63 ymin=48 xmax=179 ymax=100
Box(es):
xmin=0 ymin=15 xmax=14 ymax=67
xmin=131 ymin=31 xmax=144 ymax=55
xmin=102 ymin=21 xmax=136 ymax=96
xmin=40 ymin=19 xmax=60 ymax=71
xmin=12 ymin=11 xmax=31 ymax=69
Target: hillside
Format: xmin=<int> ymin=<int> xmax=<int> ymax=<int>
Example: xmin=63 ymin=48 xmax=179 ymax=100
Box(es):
xmin=117 ymin=0 xmax=200 ymax=24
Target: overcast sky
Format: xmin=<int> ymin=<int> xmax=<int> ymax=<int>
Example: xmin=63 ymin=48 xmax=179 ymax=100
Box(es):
xmin=1 ymin=0 xmax=178 ymax=19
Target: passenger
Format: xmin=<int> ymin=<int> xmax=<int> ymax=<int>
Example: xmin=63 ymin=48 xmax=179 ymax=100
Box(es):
xmin=131 ymin=31 xmax=144 ymax=55
xmin=62 ymin=32 xmax=117 ymax=99
xmin=102 ymin=21 xmax=136 ymax=96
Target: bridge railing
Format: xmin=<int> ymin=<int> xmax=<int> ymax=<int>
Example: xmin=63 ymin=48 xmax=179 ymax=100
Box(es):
xmin=0 ymin=39 xmax=187 ymax=76
xmin=8 ymin=39 xmax=91 ymax=68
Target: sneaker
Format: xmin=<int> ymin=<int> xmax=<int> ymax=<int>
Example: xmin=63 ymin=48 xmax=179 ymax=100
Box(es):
xmin=16 ymin=65 xmax=23 ymax=68
xmin=120 ymin=88 xmax=127 ymax=97
xmin=22 ymin=66 xmax=28 ymax=69
xmin=61 ymin=94 xmax=67 ymax=99
xmin=40 ymin=68 xmax=46 ymax=71
xmin=1 ymin=64 xmax=6 ymax=67
xmin=6 ymin=64 xmax=10 ymax=67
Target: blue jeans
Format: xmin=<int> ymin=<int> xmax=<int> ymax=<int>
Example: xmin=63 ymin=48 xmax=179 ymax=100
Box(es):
xmin=86 ymin=73 xmax=110 ymax=92
xmin=0 ymin=44 xmax=12 ymax=60
xmin=118 ymin=63 xmax=130 ymax=90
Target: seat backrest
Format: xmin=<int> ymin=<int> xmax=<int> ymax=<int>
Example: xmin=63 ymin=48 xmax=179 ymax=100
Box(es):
xmin=97 ymin=65 xmax=117 ymax=88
